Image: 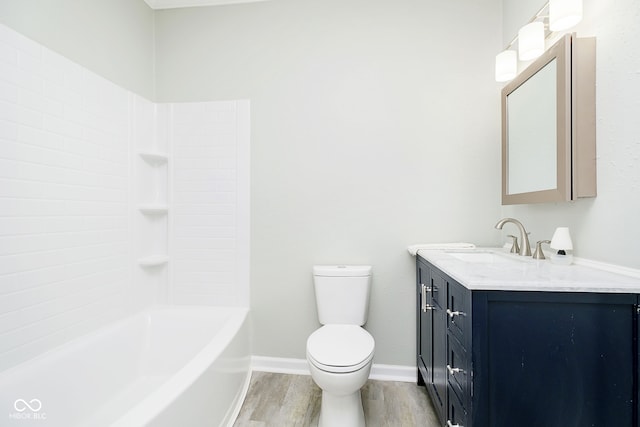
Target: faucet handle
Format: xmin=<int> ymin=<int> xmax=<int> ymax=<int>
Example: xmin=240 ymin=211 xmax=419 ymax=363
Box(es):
xmin=507 ymin=235 xmax=520 ymax=254
xmin=533 ymin=240 xmax=551 ymax=260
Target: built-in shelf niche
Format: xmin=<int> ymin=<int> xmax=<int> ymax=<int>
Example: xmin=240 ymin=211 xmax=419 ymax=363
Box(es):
xmin=138 ymin=204 xmax=169 ymax=214
xmin=137 ymin=154 xmax=168 ymax=206
xmin=135 ymin=104 xmax=169 ymax=271
xmin=136 ymin=207 xmax=168 ymax=265
xmin=137 ymin=255 xmax=169 ymax=268
xmin=133 ymin=97 xmax=170 ymax=307
xmin=138 ymin=151 xmax=168 ymax=165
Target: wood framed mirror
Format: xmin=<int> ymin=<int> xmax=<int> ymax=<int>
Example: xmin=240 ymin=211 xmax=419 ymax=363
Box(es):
xmin=501 ymin=34 xmax=596 ymax=205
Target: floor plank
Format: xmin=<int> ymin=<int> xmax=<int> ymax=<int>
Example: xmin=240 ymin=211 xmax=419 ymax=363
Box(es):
xmin=233 ymin=372 xmax=439 ymax=427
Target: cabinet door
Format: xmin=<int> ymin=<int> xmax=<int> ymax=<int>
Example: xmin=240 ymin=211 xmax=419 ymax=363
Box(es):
xmin=416 ymin=260 xmax=432 ymax=387
xmin=483 ymin=292 xmax=637 ymax=427
xmin=431 ymin=271 xmax=448 ymax=422
xmin=447 ymin=385 xmax=468 ymax=427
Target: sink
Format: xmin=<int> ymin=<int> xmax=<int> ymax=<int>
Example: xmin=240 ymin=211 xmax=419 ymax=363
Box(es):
xmin=445 ymin=250 xmax=518 ymax=264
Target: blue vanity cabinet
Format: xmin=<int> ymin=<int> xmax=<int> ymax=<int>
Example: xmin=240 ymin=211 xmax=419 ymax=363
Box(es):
xmin=417 ymin=256 xmax=640 ymax=427
xmin=417 ymin=257 xmax=447 ymax=424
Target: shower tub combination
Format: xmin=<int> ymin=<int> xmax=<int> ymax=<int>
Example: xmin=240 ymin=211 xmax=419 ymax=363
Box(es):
xmin=0 ymin=307 xmax=251 ymax=427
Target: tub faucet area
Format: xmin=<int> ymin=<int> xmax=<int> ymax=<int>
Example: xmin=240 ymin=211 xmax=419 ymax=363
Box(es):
xmin=495 ymin=218 xmax=532 ymax=256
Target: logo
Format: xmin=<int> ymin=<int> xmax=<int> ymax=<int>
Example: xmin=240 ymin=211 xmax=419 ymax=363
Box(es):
xmin=13 ymin=399 xmax=42 ymax=412
xmin=9 ymin=398 xmax=46 ymax=421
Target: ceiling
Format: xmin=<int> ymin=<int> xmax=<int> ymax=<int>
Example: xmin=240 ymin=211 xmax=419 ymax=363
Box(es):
xmin=144 ymin=0 xmax=269 ymax=9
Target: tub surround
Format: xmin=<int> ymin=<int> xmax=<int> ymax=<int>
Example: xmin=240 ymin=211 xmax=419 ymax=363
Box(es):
xmin=170 ymin=100 xmax=250 ymax=307
xmin=0 ymin=23 xmax=249 ymax=373
xmin=0 ymin=23 xmax=136 ymax=371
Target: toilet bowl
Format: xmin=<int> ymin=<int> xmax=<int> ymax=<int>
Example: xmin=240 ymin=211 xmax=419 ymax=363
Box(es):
xmin=307 ymin=325 xmax=375 ymax=427
xmin=306 ymin=266 xmax=374 ymax=427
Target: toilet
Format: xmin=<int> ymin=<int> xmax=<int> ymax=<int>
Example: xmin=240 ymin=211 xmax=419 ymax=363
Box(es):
xmin=306 ymin=265 xmax=375 ymax=427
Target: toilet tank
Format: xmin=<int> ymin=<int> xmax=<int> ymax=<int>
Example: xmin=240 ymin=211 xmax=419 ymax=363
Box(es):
xmin=313 ymin=265 xmax=372 ymax=325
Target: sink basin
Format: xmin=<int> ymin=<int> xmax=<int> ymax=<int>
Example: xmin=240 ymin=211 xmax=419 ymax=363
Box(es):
xmin=445 ymin=250 xmax=517 ymax=264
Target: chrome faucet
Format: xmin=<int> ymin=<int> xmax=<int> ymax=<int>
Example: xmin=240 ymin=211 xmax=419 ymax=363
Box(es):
xmin=494 ymin=218 xmax=531 ymax=256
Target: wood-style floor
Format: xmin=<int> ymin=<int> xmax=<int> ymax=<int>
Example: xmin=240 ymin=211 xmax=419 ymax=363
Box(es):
xmin=233 ymin=371 xmax=439 ymax=427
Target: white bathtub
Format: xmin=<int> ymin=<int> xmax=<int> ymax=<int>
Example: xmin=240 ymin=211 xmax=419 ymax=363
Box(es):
xmin=0 ymin=306 xmax=251 ymax=427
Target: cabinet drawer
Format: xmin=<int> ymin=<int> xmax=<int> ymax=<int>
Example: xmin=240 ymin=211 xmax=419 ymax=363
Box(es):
xmin=447 ymin=280 xmax=469 ymax=343
xmin=447 ymin=384 xmax=468 ymax=427
xmin=447 ymin=334 xmax=469 ymax=404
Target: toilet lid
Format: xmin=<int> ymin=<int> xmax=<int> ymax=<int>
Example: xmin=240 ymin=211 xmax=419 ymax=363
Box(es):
xmin=307 ymin=325 xmax=375 ymax=369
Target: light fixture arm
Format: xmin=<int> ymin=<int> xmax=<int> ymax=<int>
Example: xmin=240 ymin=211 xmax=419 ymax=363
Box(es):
xmin=494 ymin=0 xmax=583 ymax=83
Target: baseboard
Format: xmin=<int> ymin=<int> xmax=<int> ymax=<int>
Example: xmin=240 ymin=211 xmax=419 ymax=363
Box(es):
xmin=251 ymin=356 xmax=310 ymax=375
xmin=251 ymin=356 xmax=417 ymax=383
xmin=369 ymin=363 xmax=417 ymax=383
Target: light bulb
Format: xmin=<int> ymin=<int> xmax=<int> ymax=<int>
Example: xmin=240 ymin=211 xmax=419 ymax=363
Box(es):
xmin=495 ymin=50 xmax=517 ymax=82
xmin=518 ymin=22 xmax=545 ymax=61
xmin=549 ymin=0 xmax=583 ymax=32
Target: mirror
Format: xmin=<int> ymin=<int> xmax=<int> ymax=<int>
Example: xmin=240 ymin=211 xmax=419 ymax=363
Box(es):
xmin=501 ymin=34 xmax=596 ymax=205
xmin=507 ymin=59 xmax=558 ymax=194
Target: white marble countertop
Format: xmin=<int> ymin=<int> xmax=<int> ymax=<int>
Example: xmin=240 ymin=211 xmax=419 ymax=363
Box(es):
xmin=417 ymin=247 xmax=640 ymax=293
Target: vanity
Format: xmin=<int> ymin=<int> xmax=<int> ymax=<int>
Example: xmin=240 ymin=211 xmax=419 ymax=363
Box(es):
xmin=416 ymin=249 xmax=640 ymax=427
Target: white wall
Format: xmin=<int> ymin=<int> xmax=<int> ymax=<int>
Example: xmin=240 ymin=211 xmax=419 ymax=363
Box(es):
xmin=0 ymin=0 xmax=155 ymax=99
xmin=500 ymin=0 xmax=640 ymax=270
xmin=155 ymin=0 xmax=503 ymax=366
xmin=501 ymin=0 xmax=541 ymax=46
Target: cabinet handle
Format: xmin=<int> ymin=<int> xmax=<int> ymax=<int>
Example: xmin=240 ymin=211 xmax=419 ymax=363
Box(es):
xmin=421 ymin=284 xmax=434 ymax=312
xmin=421 ymin=284 xmax=436 ymax=312
xmin=447 ymin=421 xmax=463 ymax=427
xmin=446 ymin=364 xmax=464 ymax=375
xmin=446 ymin=309 xmax=466 ymax=318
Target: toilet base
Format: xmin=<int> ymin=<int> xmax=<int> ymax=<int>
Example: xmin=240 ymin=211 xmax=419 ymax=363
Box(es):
xmin=318 ymin=389 xmax=365 ymax=427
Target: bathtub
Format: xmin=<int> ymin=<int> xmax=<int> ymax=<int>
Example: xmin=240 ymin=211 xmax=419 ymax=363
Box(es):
xmin=0 ymin=306 xmax=251 ymax=427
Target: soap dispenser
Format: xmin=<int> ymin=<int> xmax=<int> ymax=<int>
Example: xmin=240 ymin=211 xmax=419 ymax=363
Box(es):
xmin=550 ymin=227 xmax=573 ymax=265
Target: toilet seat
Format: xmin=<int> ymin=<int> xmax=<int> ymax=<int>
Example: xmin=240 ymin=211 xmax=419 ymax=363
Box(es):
xmin=307 ymin=325 xmax=375 ymax=373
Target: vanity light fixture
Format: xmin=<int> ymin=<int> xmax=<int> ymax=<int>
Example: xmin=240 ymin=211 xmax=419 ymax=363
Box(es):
xmin=495 ymin=50 xmax=518 ymax=82
xmin=494 ymin=0 xmax=584 ymax=82
xmin=549 ymin=0 xmax=583 ymax=32
xmin=518 ymin=22 xmax=545 ymax=61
